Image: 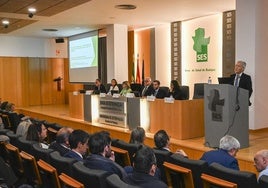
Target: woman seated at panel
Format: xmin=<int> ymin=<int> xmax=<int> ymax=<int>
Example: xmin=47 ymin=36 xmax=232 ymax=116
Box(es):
xmin=26 ymin=121 xmax=49 ymax=149
xmin=168 ymin=80 xmax=184 ymax=100
xmin=107 ymin=78 xmax=119 ymax=95
xmin=120 ymin=81 xmax=132 ymax=96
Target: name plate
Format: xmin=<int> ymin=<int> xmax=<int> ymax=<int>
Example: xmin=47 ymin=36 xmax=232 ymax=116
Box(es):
xmin=85 ymin=90 xmax=93 ymax=95
xmin=147 ymin=95 xmax=156 ymax=101
xmin=73 ymin=91 xmax=79 ymax=95
xmin=99 ymin=113 xmax=127 ymax=127
xmin=164 ymin=97 xmax=175 ymax=103
xmin=112 ymin=93 xmax=120 ymax=98
xmin=126 ymin=93 xmax=135 ymax=98
xmin=100 ymin=93 xmax=106 ymax=97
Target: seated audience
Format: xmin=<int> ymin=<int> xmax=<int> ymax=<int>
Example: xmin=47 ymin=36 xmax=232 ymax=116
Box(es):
xmin=107 ymin=78 xmax=119 ymax=95
xmin=0 ymin=101 xmax=8 ymax=110
xmin=84 ymin=131 xmax=127 ymax=178
xmin=120 ymin=81 xmax=132 ymax=96
xmin=254 ymin=149 xmax=268 ymax=181
xmin=16 ymin=118 xmax=32 ymax=138
xmin=168 ymin=80 xmax=184 ymax=100
xmin=49 ymin=127 xmax=73 ymax=156
xmin=64 ymin=129 xmax=89 ymax=161
xmin=93 ymin=78 xmax=106 ymax=94
xmin=154 ymin=129 xmax=187 ymax=157
xmin=200 ymin=135 xmax=240 ymax=170
xmin=151 ymin=80 xmax=167 ymax=99
xmin=26 ymin=122 xmax=48 ymax=149
xmin=141 ymin=77 xmax=154 ymax=97
xmin=129 ymin=127 xmax=145 ymax=145
xmin=123 ymin=145 xmax=168 ymax=188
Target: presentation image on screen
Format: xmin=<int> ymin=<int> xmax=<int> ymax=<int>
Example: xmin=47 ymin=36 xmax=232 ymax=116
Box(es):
xmin=68 ymin=30 xmax=98 ymax=83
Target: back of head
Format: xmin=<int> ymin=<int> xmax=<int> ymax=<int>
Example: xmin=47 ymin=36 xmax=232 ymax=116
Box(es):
xmin=129 ymin=127 xmax=145 ymax=145
xmin=26 ymin=122 xmax=42 ymax=142
xmin=133 ymin=145 xmax=156 ymax=174
xmin=89 ymin=131 xmax=111 ymax=154
xmin=56 ymin=127 xmax=73 ymax=144
xmin=69 ymin=129 xmax=89 ymax=149
xmin=219 ymin=135 xmax=240 ymax=151
xmin=0 ymin=101 xmax=8 ymax=110
xmin=154 ymin=130 xmax=169 ymax=149
xmin=5 ymin=102 xmax=14 ymax=112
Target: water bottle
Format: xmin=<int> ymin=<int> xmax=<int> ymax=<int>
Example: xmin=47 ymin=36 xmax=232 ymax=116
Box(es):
xmin=208 ymin=77 xmax=212 ymax=84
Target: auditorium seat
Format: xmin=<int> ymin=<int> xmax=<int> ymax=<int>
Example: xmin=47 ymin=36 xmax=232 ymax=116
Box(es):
xmin=153 ymin=148 xmax=171 ymax=183
xmin=160 ymin=86 xmax=169 ymax=97
xmin=5 ymin=143 xmax=24 ymax=177
xmin=59 ymin=173 xmax=85 ymax=188
xmin=0 ymin=128 xmax=10 ymax=135
xmin=180 ymin=85 xmax=190 ymax=100
xmin=111 ymin=146 xmax=131 ymax=167
xmin=207 ymin=162 xmax=257 ymax=188
xmin=6 ymin=131 xmax=20 ymax=148
xmin=106 ymin=174 xmax=139 ymax=188
xmin=163 ymin=161 xmax=195 ymax=188
xmin=169 ymin=153 xmax=208 ymax=188
xmin=1 ymin=114 xmax=12 ymax=130
xmin=37 ymin=159 xmax=61 ymax=188
xmin=17 ymin=137 xmax=36 ymax=154
xmin=259 ymin=175 xmax=268 ymax=188
xmin=47 ymin=127 xmax=58 ymax=144
xmin=201 ymin=173 xmax=237 ymax=188
xmin=130 ymin=83 xmax=143 ymax=94
xmin=72 ymin=161 xmax=110 ymax=188
xmin=7 ymin=112 xmax=21 ymax=132
xmin=49 ymin=151 xmax=77 ymax=177
xmin=193 ymin=83 xmax=205 ymax=99
xmin=0 ymin=140 xmax=8 ymax=162
xmin=32 ymin=143 xmax=54 ymax=162
xmin=20 ymin=151 xmax=42 ymax=186
xmin=111 ymin=139 xmax=139 ymax=165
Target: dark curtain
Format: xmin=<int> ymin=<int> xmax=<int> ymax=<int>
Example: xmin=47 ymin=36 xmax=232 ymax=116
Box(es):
xmin=98 ymin=37 xmax=107 ymax=84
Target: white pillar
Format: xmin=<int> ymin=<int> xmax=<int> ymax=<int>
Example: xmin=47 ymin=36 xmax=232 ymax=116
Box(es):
xmin=106 ymin=24 xmax=128 ymax=83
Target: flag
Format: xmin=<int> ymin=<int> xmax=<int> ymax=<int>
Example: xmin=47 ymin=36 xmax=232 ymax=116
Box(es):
xmin=142 ymin=57 xmax=145 ymax=86
xmin=131 ymin=55 xmax=135 ymax=83
xmin=136 ymin=54 xmax=141 ymax=84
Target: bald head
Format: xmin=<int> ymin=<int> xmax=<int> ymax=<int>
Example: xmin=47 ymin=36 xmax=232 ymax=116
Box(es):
xmin=56 ymin=127 xmax=73 ymax=145
xmin=254 ymin=149 xmax=268 ymax=172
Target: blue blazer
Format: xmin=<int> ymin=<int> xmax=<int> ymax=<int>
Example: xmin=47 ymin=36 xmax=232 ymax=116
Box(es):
xmin=200 ymin=149 xmax=239 ymax=170
xmin=64 ymin=150 xmax=83 ymax=161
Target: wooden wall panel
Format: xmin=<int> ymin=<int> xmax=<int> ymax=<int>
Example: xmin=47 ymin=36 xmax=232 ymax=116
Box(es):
xmin=28 ymin=58 xmax=41 ymax=106
xmin=51 ymin=58 xmax=65 ymax=104
xmin=40 ymin=58 xmax=53 ymax=105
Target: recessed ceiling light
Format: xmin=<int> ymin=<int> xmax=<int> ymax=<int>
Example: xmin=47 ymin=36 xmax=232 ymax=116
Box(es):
xmin=28 ymin=7 xmax=36 ymax=13
xmin=2 ymin=20 xmax=9 ymax=25
xmin=42 ymin=29 xmax=58 ymax=32
xmin=115 ymin=4 xmax=137 ymax=10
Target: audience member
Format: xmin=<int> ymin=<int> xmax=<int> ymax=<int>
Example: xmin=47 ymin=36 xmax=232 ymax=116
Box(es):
xmin=0 ymin=101 xmax=8 ymax=110
xmin=16 ymin=118 xmax=32 ymax=138
xmin=84 ymin=131 xmax=127 ymax=178
xmin=168 ymin=80 xmax=184 ymax=100
xmin=154 ymin=129 xmax=187 ymax=157
xmin=49 ymin=127 xmax=73 ymax=156
xmin=64 ymin=129 xmax=89 ymax=161
xmin=200 ymin=135 xmax=240 ymax=170
xmin=93 ymin=78 xmax=106 ymax=94
xmin=120 ymin=81 xmax=132 ymax=96
xmin=107 ymin=78 xmax=119 ymax=95
xmin=129 ymin=127 xmax=145 ymax=145
xmin=141 ymin=77 xmax=154 ymax=97
xmin=26 ymin=122 xmax=48 ymax=149
xmin=5 ymin=103 xmax=15 ymax=112
xmin=151 ymin=80 xmax=167 ymax=99
xmin=254 ymin=149 xmax=268 ymax=181
xmin=123 ymin=145 xmax=168 ymax=188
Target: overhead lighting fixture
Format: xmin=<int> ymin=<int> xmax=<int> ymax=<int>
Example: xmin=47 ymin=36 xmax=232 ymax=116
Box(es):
xmin=2 ymin=19 xmax=9 ymax=28
xmin=42 ymin=28 xmax=58 ymax=32
xmin=28 ymin=7 xmax=36 ymax=18
xmin=115 ymin=4 xmax=137 ymax=10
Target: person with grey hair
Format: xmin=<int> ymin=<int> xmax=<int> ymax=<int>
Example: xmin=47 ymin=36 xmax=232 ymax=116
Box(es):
xmin=230 ymin=60 xmax=253 ymax=105
xmin=254 ymin=149 xmax=268 ymax=181
xmin=200 ymin=135 xmax=240 ymax=170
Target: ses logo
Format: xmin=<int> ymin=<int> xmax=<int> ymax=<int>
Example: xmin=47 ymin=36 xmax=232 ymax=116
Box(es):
xmin=192 ymin=28 xmax=210 ymax=62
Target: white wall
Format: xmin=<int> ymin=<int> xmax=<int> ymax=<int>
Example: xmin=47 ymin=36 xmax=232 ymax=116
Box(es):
xmin=236 ymin=0 xmax=268 ymax=129
xmin=181 ymin=14 xmax=222 ymax=98
xmin=0 ymin=36 xmax=67 ymax=58
xmin=155 ymin=24 xmax=171 ymax=87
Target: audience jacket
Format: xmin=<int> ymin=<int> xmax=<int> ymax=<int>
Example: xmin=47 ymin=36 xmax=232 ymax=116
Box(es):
xmin=84 ymin=154 xmax=127 ymax=179
xmin=49 ymin=141 xmax=70 ymax=156
xmin=64 ymin=150 xmax=84 ymax=161
xmin=123 ymin=171 xmax=168 ymax=188
xmin=200 ymin=149 xmax=239 ymax=170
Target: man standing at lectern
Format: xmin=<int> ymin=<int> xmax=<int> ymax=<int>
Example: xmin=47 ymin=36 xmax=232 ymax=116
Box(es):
xmin=230 ymin=60 xmax=253 ymax=105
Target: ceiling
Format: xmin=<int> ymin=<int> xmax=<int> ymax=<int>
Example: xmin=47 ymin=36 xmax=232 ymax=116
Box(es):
xmin=0 ymin=0 xmax=235 ymax=38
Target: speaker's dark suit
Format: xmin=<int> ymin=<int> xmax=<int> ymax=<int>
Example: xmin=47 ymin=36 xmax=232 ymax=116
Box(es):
xmin=230 ymin=73 xmax=253 ymax=105
xmin=141 ymin=84 xmax=154 ymax=97
xmin=151 ymin=88 xmax=167 ymax=99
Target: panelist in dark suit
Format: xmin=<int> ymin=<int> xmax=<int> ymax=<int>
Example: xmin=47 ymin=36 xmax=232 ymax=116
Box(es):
xmin=64 ymin=129 xmax=89 ymax=161
xmin=200 ymin=135 xmax=240 ymax=170
xmin=230 ymin=61 xmax=253 ymax=105
xmin=141 ymin=77 xmax=154 ymax=97
xmin=93 ymin=78 xmax=106 ymax=94
xmin=151 ymin=80 xmax=167 ymax=99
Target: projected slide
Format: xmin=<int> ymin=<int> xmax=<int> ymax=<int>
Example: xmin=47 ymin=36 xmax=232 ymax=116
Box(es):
xmin=69 ymin=36 xmax=98 ymax=69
